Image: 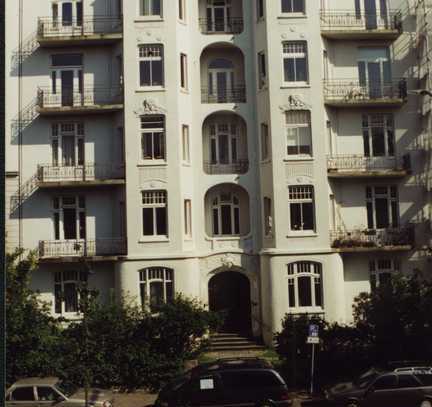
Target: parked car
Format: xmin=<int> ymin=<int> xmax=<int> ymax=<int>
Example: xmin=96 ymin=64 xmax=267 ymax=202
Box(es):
xmin=325 ymin=368 xmax=432 ymax=407
xmin=6 ymin=377 xmax=114 ymax=407
xmin=155 ymin=357 xmax=292 ymax=407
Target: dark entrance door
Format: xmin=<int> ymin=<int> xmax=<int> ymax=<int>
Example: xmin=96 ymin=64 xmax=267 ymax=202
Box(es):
xmin=61 ymin=71 xmax=74 ymax=106
xmin=208 ymin=271 xmax=252 ymax=335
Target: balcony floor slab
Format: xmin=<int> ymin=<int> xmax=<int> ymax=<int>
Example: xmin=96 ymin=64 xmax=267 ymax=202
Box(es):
xmin=37 ymin=33 xmax=123 ymax=47
xmin=321 ymin=30 xmax=401 ymax=41
xmin=37 ymin=104 xmax=124 ymax=116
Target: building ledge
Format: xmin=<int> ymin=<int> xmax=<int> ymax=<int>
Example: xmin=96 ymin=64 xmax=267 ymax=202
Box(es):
xmin=333 ymin=245 xmax=413 ymax=253
xmin=38 ymin=179 xmax=125 ymax=188
xmin=39 ymin=255 xmax=122 ymax=263
xmin=37 ymin=33 xmax=122 ymax=48
xmin=321 ymin=30 xmax=401 ymax=41
xmin=324 ymin=98 xmax=406 ymax=108
xmin=37 ymin=104 xmax=124 ymax=116
xmin=328 ymin=169 xmax=409 ymax=178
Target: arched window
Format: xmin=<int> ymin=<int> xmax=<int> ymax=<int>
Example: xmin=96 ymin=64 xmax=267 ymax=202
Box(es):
xmin=212 ymin=193 xmax=240 ymax=236
xmin=139 ymin=267 xmax=174 ymax=310
xmin=287 ymin=262 xmax=323 ymax=310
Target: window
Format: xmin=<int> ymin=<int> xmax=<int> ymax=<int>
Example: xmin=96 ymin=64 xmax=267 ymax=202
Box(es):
xmin=141 ymin=116 xmax=165 ymax=160
xmin=182 ymin=125 xmax=190 ymax=162
xmin=139 ymin=44 xmax=164 ymax=87
xmin=362 ymin=114 xmax=395 ymax=157
xmin=397 ymin=375 xmax=420 ymax=388
xmin=287 ymin=262 xmax=323 ymax=310
xmin=53 ymin=196 xmax=86 ymax=240
xmin=261 ymin=123 xmax=269 ymax=160
xmin=366 ymin=186 xmax=399 ymax=229
xmin=178 ymin=0 xmax=185 ymax=20
xmin=286 ymin=110 xmax=312 ymax=156
xmin=51 ymin=123 xmax=85 ymax=166
xmin=212 ymin=193 xmax=240 ymax=236
xmin=180 ymin=53 xmax=188 ymax=90
xmin=258 ymin=52 xmax=266 ymax=89
xmin=139 ymin=267 xmax=174 ymax=310
xmin=288 ymin=185 xmax=315 ymax=231
xmin=373 ymin=375 xmax=397 ymax=391
xmin=51 ymin=54 xmax=83 ymax=67
xmin=184 ymin=199 xmax=192 ymax=237
xmin=283 ymin=42 xmax=308 ymax=83
xmin=281 ymin=0 xmax=305 ymax=13
xmin=142 ymin=191 xmax=168 ymax=237
xmin=257 ymin=0 xmax=264 ymax=19
xmin=209 ymin=123 xmax=239 ymax=165
xmin=139 ymin=0 xmax=162 ymax=16
xmin=37 ymin=387 xmax=60 ymax=402
xmin=369 ymin=259 xmax=399 ymax=290
xmin=54 ymin=270 xmax=87 ymax=314
xmin=11 ymin=387 xmax=35 ymax=401
xmin=264 ymin=197 xmax=273 ymax=236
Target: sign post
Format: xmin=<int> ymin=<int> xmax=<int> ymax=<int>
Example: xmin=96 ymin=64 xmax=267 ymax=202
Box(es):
xmin=306 ymin=324 xmax=319 ymax=394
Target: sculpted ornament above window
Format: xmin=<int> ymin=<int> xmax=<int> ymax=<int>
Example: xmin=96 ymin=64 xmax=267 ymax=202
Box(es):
xmin=134 ymin=99 xmax=166 ymax=116
xmin=280 ymin=95 xmax=311 ymax=111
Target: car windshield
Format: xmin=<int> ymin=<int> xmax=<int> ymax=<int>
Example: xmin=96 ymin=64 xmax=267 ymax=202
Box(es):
xmin=55 ymin=381 xmax=77 ymax=398
xmin=167 ymin=373 xmax=191 ymax=392
xmin=354 ymin=369 xmax=380 ymax=388
xmin=416 ymin=374 xmax=432 ymax=386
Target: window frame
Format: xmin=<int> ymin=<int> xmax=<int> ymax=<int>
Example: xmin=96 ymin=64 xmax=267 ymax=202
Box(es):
xmin=369 ymin=258 xmax=399 ymax=290
xmin=263 ymin=197 xmax=273 ymax=237
xmin=258 ymin=52 xmax=267 ymax=89
xmin=184 ymin=199 xmax=192 ymax=238
xmin=140 ymin=115 xmax=166 ymax=162
xmin=257 ymin=0 xmax=265 ymax=19
xmin=281 ymin=0 xmax=305 ymax=15
xmin=180 ymin=53 xmax=188 ymax=90
xmin=366 ymin=185 xmax=399 ymax=230
xmin=209 ymin=122 xmax=239 ymax=165
xmin=288 ymin=185 xmax=316 ymax=233
xmin=178 ymin=0 xmax=186 ymax=21
xmin=51 ymin=122 xmax=85 ymax=167
xmin=141 ymin=190 xmax=168 ymax=238
xmin=261 ymin=123 xmax=270 ymax=161
xmin=54 ymin=270 xmax=87 ymax=315
xmin=138 ymin=44 xmax=164 ymax=88
xmin=212 ymin=193 xmax=241 ymax=236
xmin=182 ymin=124 xmax=190 ymax=163
xmin=138 ymin=0 xmax=163 ymax=18
xmin=282 ymin=41 xmax=309 ymax=85
xmin=52 ymin=196 xmax=86 ymax=241
xmin=362 ymin=114 xmax=395 ymax=158
xmin=139 ymin=267 xmax=174 ymax=311
xmin=285 ymin=110 xmax=312 ymax=158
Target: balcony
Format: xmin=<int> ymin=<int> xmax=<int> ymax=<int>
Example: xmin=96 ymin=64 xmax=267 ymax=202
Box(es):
xmin=39 ymin=238 xmax=127 ymax=261
xmin=320 ymin=10 xmax=402 ymax=40
xmin=203 ymin=160 xmax=249 ymax=175
xmin=330 ymin=226 xmax=415 ymax=253
xmin=201 ymin=85 xmax=246 ymax=104
xmin=37 ymin=87 xmax=123 ymax=115
xmin=327 ymin=155 xmax=411 ymax=178
xmin=323 ymin=79 xmax=407 ymax=108
xmin=199 ymin=18 xmax=244 ymax=34
xmin=37 ymin=16 xmax=123 ymax=47
xmin=37 ymin=164 xmax=125 ymax=188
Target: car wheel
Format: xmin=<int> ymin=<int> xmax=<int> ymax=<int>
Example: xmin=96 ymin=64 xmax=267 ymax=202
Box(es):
xmin=256 ymin=401 xmax=275 ymax=407
xmin=346 ymin=402 xmax=359 ymax=407
xmin=420 ymin=400 xmax=432 ymax=407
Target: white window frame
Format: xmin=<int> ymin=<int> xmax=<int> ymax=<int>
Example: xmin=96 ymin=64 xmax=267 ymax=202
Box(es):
xmin=138 ymin=44 xmax=164 ymax=88
xmin=178 ymin=0 xmax=186 ymax=21
xmin=182 ymin=125 xmax=190 ymax=163
xmin=139 ymin=267 xmax=174 ymax=311
xmin=54 ymin=270 xmax=87 ymax=315
xmin=53 ymin=196 xmax=86 ymax=240
xmin=258 ymin=52 xmax=267 ymax=89
xmin=281 ymin=0 xmax=305 ymax=15
xmin=138 ymin=0 xmax=162 ymax=18
xmin=51 ymin=0 xmax=83 ymax=29
xmin=140 ymin=115 xmax=166 ymax=162
xmin=286 ymin=110 xmax=312 ymax=158
xmin=209 ymin=123 xmax=239 ymax=165
xmin=287 ymin=262 xmax=323 ymax=313
xmin=362 ymin=114 xmax=395 ymax=157
xmin=263 ymin=197 xmax=273 ymax=237
xmin=51 ymin=122 xmax=85 ymax=167
xmin=212 ymin=193 xmax=241 ymax=236
xmin=288 ymin=185 xmax=315 ymax=233
xmin=257 ymin=0 xmax=264 ymax=19
xmin=261 ymin=123 xmax=269 ymax=161
xmin=141 ymin=190 xmax=168 ymax=238
xmin=366 ymin=185 xmax=399 ymax=230
xmin=184 ymin=199 xmax=192 ymax=238
xmin=282 ymin=41 xmax=309 ymax=85
xmin=369 ymin=259 xmax=399 ymax=290
xmin=180 ymin=53 xmax=188 ymax=90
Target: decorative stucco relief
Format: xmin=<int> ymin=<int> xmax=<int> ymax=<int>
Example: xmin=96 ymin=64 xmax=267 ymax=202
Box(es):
xmin=134 ymin=99 xmax=166 ymax=116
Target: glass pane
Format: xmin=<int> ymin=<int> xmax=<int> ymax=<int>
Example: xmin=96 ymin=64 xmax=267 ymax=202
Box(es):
xmin=152 ymin=60 xmax=163 ymax=86
xmin=149 ymin=281 xmax=164 ymax=310
xmin=391 ymin=201 xmax=399 ymax=227
xmin=284 ymin=58 xmax=295 ymax=82
xmin=166 ymin=281 xmax=174 ymax=302
xmin=63 ymin=208 xmax=77 ymax=239
xmin=282 ymin=0 xmax=292 ymax=12
xmin=76 ymin=2 xmax=83 ymax=26
xmin=62 ymin=2 xmax=73 ymax=26
xmin=140 ymin=282 xmax=146 ymax=307
xmin=315 ymin=279 xmax=323 ymax=306
xmin=288 ymin=281 xmax=295 ymax=307
xmin=140 ymin=61 xmax=151 ymax=86
xmin=52 ymin=54 xmax=82 ymax=67
xmin=37 ymin=387 xmax=58 ymax=401
xmin=371 ymin=127 xmax=386 ymax=156
xmin=367 ymin=201 xmax=374 ymax=229
xmin=62 ymin=136 xmax=75 ymax=166
xmin=375 ymin=198 xmax=389 ymax=228
xmin=231 ymin=138 xmax=238 ymax=161
xmin=290 ymin=203 xmax=302 ymax=231
xmin=302 ymin=203 xmax=314 ymax=230
xmin=296 ymin=58 xmax=307 ymax=82
xmin=234 ymin=207 xmax=240 ymax=235
xmin=221 ymin=205 xmax=232 ymax=235
xmin=298 ymin=276 xmax=312 ymax=307
xmin=152 ymin=0 xmax=161 ymax=15
xmin=54 ymin=283 xmax=62 ymax=313
xmin=64 ymin=282 xmax=78 ymax=312
xmin=142 ymin=133 xmax=153 ymax=159
xmin=142 ymin=207 xmax=154 ymax=235
xmin=218 ymin=134 xmax=229 ymax=164
xmin=293 ymin=0 xmax=304 ymax=12
xmin=77 ymin=138 xmax=84 ymax=165
xmin=79 ymin=212 xmax=86 ymax=239
xmin=156 ymin=207 xmax=167 ymax=235
xmin=12 ymin=387 xmax=35 ymax=401
xmin=387 ymin=129 xmax=395 ymax=156
xmin=363 ymin=130 xmax=371 ymax=157
xmin=213 ymin=208 xmax=219 ymax=235
xmin=153 ymin=133 xmax=164 ymax=159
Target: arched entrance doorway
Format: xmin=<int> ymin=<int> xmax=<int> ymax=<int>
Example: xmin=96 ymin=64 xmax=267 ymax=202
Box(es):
xmin=208 ymin=271 xmax=252 ymax=335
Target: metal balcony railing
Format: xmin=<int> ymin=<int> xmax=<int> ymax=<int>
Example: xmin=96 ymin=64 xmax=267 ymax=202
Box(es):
xmin=327 ymin=155 xmax=411 ymax=173
xmin=37 ymin=86 xmax=123 ymax=109
xmin=37 ymin=16 xmax=123 ymax=39
xmin=199 ymin=17 xmax=244 ymax=34
xmin=39 ymin=238 xmax=127 ymax=258
xmin=201 ymin=85 xmax=246 ymax=103
xmin=203 ymin=160 xmax=249 ymax=174
xmin=37 ymin=164 xmax=125 ymax=183
xmin=320 ymin=10 xmax=403 ymax=32
xmin=323 ymin=79 xmax=407 ymax=104
xmin=330 ymin=226 xmax=415 ymax=250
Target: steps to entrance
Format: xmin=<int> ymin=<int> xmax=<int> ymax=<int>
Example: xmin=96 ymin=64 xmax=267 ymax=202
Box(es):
xmin=209 ymin=332 xmax=265 ymax=352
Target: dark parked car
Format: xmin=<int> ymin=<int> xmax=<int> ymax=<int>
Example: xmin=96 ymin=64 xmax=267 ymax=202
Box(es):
xmin=325 ymin=368 xmax=432 ymax=407
xmin=155 ymin=358 xmax=292 ymax=407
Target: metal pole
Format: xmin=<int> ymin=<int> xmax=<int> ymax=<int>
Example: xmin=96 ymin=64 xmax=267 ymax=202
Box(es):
xmin=83 ymin=239 xmax=90 ymax=407
xmin=310 ymin=343 xmax=315 ymax=395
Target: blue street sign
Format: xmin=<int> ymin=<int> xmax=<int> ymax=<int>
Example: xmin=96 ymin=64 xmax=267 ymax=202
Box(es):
xmin=309 ymin=324 xmax=319 ymax=338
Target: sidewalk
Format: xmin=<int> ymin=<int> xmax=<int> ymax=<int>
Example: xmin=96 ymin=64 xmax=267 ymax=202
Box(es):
xmin=113 ymin=391 xmax=157 ymax=407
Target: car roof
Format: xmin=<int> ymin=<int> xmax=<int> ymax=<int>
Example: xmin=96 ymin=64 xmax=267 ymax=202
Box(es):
xmin=12 ymin=377 xmax=59 ymax=386
xmin=191 ymin=358 xmax=273 ymax=375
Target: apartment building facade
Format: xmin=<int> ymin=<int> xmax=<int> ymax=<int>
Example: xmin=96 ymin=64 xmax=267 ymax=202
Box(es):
xmin=5 ymin=0 xmax=431 ymax=345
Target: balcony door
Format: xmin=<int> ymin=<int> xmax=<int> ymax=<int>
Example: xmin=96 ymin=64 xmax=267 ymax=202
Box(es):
xmin=52 ymin=1 xmax=83 ymax=29
xmin=208 ymin=59 xmax=235 ymax=103
xmin=358 ymin=48 xmax=391 ymax=98
xmin=52 ymin=123 xmax=85 ymax=168
xmin=53 ymin=197 xmax=86 ymax=241
xmin=356 ymin=0 xmax=389 ymax=29
xmin=51 ymin=68 xmax=83 ymax=107
xmin=206 ymin=1 xmax=231 ymax=32
xmin=210 ymin=123 xmax=238 ymax=165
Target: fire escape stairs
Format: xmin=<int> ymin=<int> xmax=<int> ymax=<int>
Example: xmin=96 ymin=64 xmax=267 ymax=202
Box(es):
xmin=10 ymin=171 xmax=41 ymax=214
xmin=11 ymin=30 xmax=39 ymax=71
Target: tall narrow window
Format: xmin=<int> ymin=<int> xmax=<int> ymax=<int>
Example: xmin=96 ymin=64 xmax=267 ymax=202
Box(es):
xmin=369 ymin=259 xmax=399 ymax=290
xmin=140 ymin=268 xmax=174 ymax=311
xmin=139 ymin=44 xmax=164 ymax=87
xmin=178 ymin=0 xmax=186 ymax=21
xmin=283 ymin=41 xmax=308 ymax=84
xmin=366 ymin=186 xmax=399 ymax=229
xmin=257 ymin=0 xmax=264 ymax=19
xmin=184 ymin=199 xmax=192 ymax=237
xmin=261 ymin=123 xmax=269 ymax=160
xmin=287 ymin=262 xmax=323 ymax=310
xmin=212 ymin=193 xmax=241 ymax=236
xmin=362 ymin=114 xmax=395 ymax=157
xmin=139 ymin=0 xmax=162 ymax=17
xmin=209 ymin=123 xmax=239 ymax=165
xmin=142 ymin=191 xmax=168 ymax=237
xmin=288 ymin=185 xmax=315 ymax=232
xmin=51 ymin=123 xmax=85 ymax=167
xmin=258 ymin=52 xmax=267 ymax=89
xmin=53 ymin=196 xmax=86 ymax=241
xmin=54 ymin=270 xmax=87 ymax=314
xmin=286 ymin=110 xmax=312 ymax=156
xmin=264 ymin=197 xmax=273 ymax=236
xmin=141 ymin=116 xmax=165 ymax=161
xmin=180 ymin=53 xmax=188 ymax=90
xmin=281 ymin=0 xmax=305 ymax=13
xmin=182 ymin=125 xmax=190 ymax=163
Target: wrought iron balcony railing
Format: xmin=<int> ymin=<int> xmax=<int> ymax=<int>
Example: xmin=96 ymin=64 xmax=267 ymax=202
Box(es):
xmin=327 ymin=155 xmax=411 ymax=174
xmin=199 ymin=17 xmax=244 ymax=34
xmin=320 ymin=10 xmax=403 ymax=33
xmin=203 ymin=160 xmax=249 ymax=174
xmin=323 ymin=79 xmax=407 ymax=104
xmin=37 ymin=86 xmax=123 ymax=110
xmin=330 ymin=226 xmax=415 ymax=251
xmin=201 ymin=85 xmax=246 ymax=103
xmin=37 ymin=164 xmax=125 ymax=184
xmin=37 ymin=16 xmax=123 ymax=40
xmin=39 ymin=238 xmax=127 ymax=258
